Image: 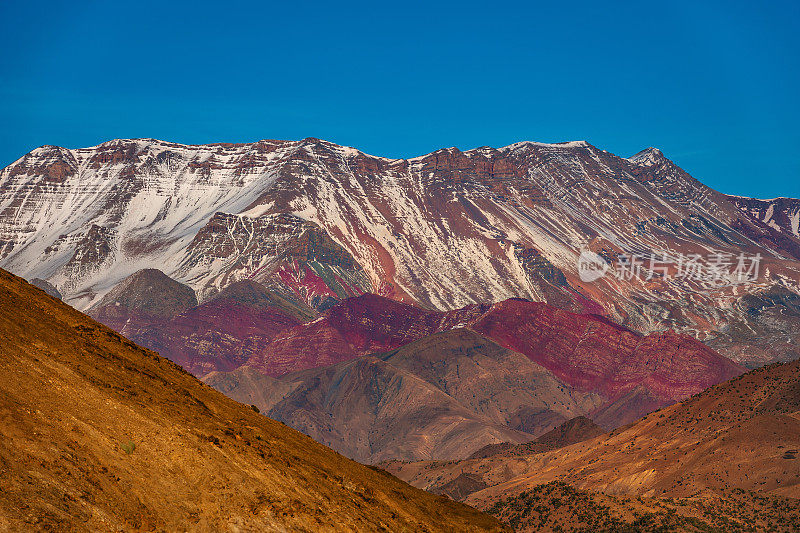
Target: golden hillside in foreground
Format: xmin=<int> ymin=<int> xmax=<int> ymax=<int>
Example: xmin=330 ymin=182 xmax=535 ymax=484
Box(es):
xmin=0 ymin=269 xmax=505 ymax=532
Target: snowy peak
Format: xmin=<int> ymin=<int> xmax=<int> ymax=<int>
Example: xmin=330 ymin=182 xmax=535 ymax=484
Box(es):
xmin=628 ymin=146 xmax=666 ymax=166
xmin=503 ymin=140 xmax=589 ymax=150
xmin=498 ymin=140 xmax=590 ymax=156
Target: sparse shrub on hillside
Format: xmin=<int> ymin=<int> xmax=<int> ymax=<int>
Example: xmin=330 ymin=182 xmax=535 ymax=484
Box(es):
xmin=486 ymin=481 xmax=800 ymax=532
xmin=121 ymin=440 xmax=136 ymax=455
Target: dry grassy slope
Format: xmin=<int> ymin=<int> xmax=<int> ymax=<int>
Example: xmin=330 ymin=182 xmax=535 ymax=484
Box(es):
xmin=386 ymin=357 xmax=800 ymax=512
xmin=0 ymin=269 xmax=506 ymax=532
xmin=485 ymin=481 xmax=800 ymax=532
xmin=470 ymin=358 xmax=800 ymax=504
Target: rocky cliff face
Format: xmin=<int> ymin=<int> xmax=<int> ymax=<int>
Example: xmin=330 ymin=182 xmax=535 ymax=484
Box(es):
xmin=730 ymin=195 xmax=800 ymax=244
xmin=3 ymin=138 xmax=800 ymax=365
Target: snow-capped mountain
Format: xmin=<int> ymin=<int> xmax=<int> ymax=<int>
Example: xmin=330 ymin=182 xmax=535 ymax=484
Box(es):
xmin=2 ymin=137 xmax=800 ymax=366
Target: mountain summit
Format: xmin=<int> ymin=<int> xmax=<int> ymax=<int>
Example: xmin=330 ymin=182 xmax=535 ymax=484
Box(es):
xmin=627 ymin=146 xmax=666 ymax=166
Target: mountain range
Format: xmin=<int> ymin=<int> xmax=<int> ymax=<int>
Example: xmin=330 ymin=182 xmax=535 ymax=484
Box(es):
xmin=3 ymin=264 xmax=796 ymax=531
xmin=3 ymin=138 xmax=800 ymax=368
xmin=77 ymin=266 xmax=743 ymax=462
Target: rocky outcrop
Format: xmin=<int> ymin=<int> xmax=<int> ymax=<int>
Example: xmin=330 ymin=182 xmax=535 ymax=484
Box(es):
xmin=466 ymin=299 xmax=745 ymax=422
xmin=86 ymin=270 xmax=320 ymax=377
xmin=29 ymin=277 xmax=61 ymax=299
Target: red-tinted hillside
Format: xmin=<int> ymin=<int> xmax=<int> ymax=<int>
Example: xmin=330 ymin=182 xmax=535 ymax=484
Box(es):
xmin=468 ymin=299 xmax=744 ymax=404
xmin=246 ymin=293 xmax=484 ymax=375
xmin=247 ymin=293 xmax=744 ymax=428
xmin=141 ymin=280 xmax=315 ymax=376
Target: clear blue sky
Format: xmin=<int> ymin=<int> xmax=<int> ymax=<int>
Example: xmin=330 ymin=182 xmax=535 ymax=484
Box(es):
xmin=1 ymin=0 xmax=798 ymax=198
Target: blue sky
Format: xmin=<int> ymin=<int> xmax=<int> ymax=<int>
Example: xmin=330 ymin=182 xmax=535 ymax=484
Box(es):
xmin=1 ymin=0 xmax=798 ymax=198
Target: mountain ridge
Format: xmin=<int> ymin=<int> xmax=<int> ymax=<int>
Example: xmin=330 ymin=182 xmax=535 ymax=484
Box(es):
xmin=3 ymin=136 xmax=800 ymax=366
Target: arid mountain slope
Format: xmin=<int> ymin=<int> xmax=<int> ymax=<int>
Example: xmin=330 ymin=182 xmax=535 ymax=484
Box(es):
xmin=205 ymin=321 xmax=741 ymax=463
xmin=89 ymin=274 xmax=317 ymax=376
xmin=468 ymin=416 xmax=606 ymax=460
xmin=139 ymin=278 xmax=317 ymax=375
xmin=378 ymin=329 xmax=600 ymax=434
xmin=87 ymin=268 xmax=198 ymax=336
xmin=207 ymin=329 xmax=602 ymax=462
xmin=386 ymin=358 xmax=800 ymax=512
xmin=485 ymin=481 xmax=800 ymax=532
xmin=0 ymin=269 xmax=505 ymax=532
xmin=464 ymin=299 xmax=745 ymax=422
xmin=263 ymin=355 xmax=533 ymax=463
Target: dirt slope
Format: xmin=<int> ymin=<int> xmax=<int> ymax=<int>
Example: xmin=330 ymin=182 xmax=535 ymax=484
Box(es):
xmin=385 ymin=358 xmax=800 ymax=530
xmin=0 ymin=269 xmax=505 ymax=532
